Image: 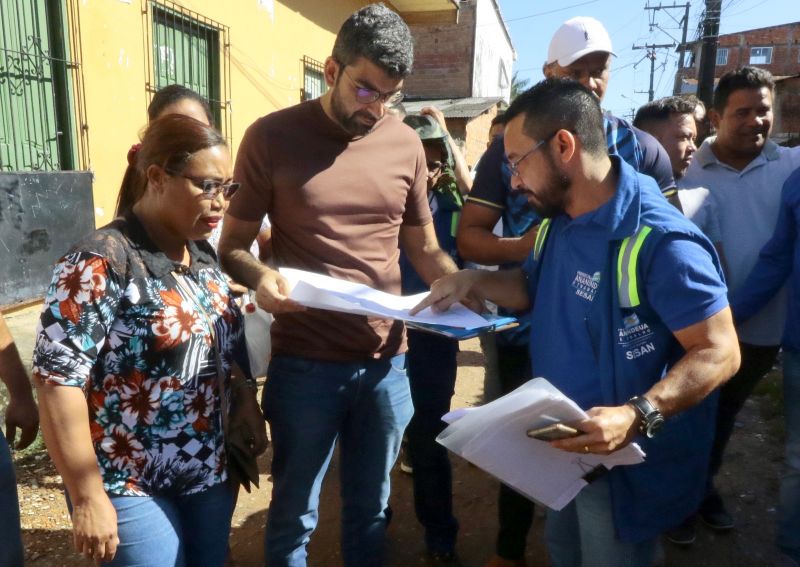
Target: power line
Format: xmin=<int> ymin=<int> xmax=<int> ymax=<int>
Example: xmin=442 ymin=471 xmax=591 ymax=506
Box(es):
xmin=725 ymin=0 xmax=769 ymax=18
xmin=504 ymin=0 xmax=601 ymax=23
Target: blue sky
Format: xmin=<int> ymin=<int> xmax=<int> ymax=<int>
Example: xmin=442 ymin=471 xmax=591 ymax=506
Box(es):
xmin=496 ymin=0 xmax=799 ymax=119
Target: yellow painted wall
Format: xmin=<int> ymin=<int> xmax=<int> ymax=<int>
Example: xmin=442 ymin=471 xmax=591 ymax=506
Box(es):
xmin=73 ymin=0 xmax=366 ymax=226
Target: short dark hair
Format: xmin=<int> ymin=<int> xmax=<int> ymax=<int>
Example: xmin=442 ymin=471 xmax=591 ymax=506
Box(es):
xmin=504 ymin=78 xmax=606 ymax=157
xmin=490 ymin=112 xmax=507 ymax=127
xmin=332 ymin=3 xmax=414 ymax=78
xmin=148 ymin=84 xmax=213 ymax=124
xmin=713 ymin=66 xmax=774 ymax=113
xmin=633 ymin=96 xmax=697 ymax=130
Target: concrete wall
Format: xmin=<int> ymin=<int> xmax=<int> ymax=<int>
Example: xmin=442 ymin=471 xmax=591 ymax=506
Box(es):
xmin=71 ymin=0 xmax=365 ymax=227
xmin=471 ymin=0 xmax=513 ymax=102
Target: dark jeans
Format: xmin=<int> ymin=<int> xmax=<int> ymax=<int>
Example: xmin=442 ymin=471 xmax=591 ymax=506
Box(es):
xmin=708 ymin=343 xmax=780 ymax=484
xmin=495 ymin=343 xmax=534 ymax=560
xmin=406 ymin=330 xmax=460 ymax=554
xmin=0 ymin=431 xmax=23 ymax=567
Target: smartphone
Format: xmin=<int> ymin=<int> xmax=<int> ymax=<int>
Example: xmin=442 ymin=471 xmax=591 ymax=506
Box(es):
xmin=526 ymin=423 xmax=581 ymax=441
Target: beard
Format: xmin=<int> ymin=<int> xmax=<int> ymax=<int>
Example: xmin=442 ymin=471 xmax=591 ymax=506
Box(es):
xmin=526 ymin=153 xmax=571 ymax=218
xmin=330 ymin=89 xmax=377 ymax=137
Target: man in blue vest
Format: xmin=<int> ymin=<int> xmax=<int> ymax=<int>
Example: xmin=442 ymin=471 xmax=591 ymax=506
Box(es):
xmin=412 ymin=78 xmax=740 ymax=565
xmin=458 ymin=17 xmax=677 ymax=567
xmin=399 ymin=113 xmax=466 ymax=563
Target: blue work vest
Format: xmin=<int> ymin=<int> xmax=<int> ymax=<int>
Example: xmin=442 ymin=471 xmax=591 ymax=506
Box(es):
xmin=531 ymin=172 xmax=723 ymax=542
xmin=401 ymin=189 xmax=464 ymax=295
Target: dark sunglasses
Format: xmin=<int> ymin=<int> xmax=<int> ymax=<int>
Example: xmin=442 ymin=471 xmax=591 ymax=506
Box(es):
xmin=165 ymin=169 xmax=240 ymax=200
xmin=426 ymin=160 xmax=444 ymax=172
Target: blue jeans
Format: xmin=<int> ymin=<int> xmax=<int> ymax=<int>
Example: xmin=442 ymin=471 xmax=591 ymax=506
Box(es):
xmin=0 ymin=431 xmax=23 ymax=567
xmin=778 ymin=350 xmax=800 ymax=562
xmin=545 ymin=477 xmax=657 ymax=567
xmin=103 ymin=482 xmax=234 ymax=566
xmin=406 ymin=330 xmax=459 ymax=554
xmin=262 ymin=354 xmax=413 ymax=567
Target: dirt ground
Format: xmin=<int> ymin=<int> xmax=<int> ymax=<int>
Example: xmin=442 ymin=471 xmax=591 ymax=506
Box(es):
xmin=3 ymin=306 xmax=787 ymax=566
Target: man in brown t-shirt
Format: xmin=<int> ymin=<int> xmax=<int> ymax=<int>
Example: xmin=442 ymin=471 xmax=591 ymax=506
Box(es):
xmin=218 ymin=5 xmax=460 ymax=566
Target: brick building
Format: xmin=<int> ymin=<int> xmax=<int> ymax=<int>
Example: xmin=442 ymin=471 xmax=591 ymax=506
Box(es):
xmin=674 ymin=22 xmax=800 ymax=144
xmin=775 ymin=74 xmax=800 ymax=146
xmin=403 ymin=0 xmax=515 ymax=166
xmin=676 ymin=21 xmax=800 ymax=86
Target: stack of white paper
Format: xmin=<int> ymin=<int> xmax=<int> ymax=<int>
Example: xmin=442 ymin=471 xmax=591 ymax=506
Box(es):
xmin=437 ymin=378 xmax=646 ymax=510
xmin=280 ymin=267 xmax=492 ymax=329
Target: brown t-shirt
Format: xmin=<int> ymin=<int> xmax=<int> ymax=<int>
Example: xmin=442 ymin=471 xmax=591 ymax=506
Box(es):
xmin=228 ymin=100 xmax=431 ymax=361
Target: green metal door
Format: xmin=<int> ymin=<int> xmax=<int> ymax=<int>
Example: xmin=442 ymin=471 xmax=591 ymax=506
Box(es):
xmin=0 ymin=0 xmax=73 ymax=171
xmin=152 ymin=6 xmax=221 ymax=126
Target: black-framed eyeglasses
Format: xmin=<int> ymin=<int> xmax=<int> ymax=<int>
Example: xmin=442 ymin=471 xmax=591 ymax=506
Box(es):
xmin=165 ymin=168 xmax=240 ymax=200
xmin=341 ymin=67 xmax=404 ymax=107
xmin=508 ymin=132 xmax=557 ymax=177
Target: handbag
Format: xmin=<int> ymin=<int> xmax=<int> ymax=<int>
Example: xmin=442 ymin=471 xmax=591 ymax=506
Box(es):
xmin=173 ymin=271 xmax=260 ymax=492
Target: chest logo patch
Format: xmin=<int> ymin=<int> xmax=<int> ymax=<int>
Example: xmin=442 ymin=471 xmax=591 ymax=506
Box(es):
xmin=572 ymin=270 xmax=601 ymax=302
xmin=618 ymin=313 xmax=657 ymax=360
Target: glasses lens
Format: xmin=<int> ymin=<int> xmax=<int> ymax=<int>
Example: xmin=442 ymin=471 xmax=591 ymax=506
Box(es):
xmin=200 ymin=179 xmax=222 ymax=196
xmin=354 ymin=87 xmax=379 ymax=105
xmin=427 ymin=161 xmax=443 ymax=171
xmin=385 ymin=91 xmax=404 ymax=106
xmin=223 ymin=182 xmax=240 ymax=199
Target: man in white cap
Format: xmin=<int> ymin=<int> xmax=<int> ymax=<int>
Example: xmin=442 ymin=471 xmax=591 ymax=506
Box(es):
xmin=457 ymin=16 xmax=678 ymax=567
xmin=544 ymin=16 xmax=677 ymax=205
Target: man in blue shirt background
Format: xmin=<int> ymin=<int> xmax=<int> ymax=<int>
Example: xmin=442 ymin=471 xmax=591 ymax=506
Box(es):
xmin=414 ymin=78 xmax=740 ymax=566
xmin=732 ymin=166 xmax=800 ymax=566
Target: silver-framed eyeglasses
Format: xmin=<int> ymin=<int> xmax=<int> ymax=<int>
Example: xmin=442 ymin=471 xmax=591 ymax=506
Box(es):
xmin=341 ymin=67 xmax=404 ymax=107
xmin=165 ymin=169 xmax=240 ymax=200
xmin=508 ymin=133 xmax=556 ymax=177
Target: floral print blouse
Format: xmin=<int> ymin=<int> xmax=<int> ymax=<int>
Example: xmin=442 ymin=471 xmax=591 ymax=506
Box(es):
xmin=32 ymin=213 xmax=247 ymax=497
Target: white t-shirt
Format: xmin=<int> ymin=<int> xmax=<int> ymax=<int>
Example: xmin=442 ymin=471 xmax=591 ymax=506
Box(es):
xmin=208 ymin=216 xmax=271 ymax=258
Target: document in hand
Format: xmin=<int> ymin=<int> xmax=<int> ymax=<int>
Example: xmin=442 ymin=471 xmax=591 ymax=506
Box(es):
xmin=279 ymin=267 xmax=492 ymax=329
xmin=437 ymin=378 xmax=646 ymax=511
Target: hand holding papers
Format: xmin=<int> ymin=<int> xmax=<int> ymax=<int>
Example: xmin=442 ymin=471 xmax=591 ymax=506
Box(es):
xmin=280 ymin=267 xmax=497 ymax=330
xmin=437 ymin=378 xmax=645 ymax=511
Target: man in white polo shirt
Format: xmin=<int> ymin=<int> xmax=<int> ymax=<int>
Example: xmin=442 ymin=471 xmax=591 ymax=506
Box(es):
xmin=674 ymin=66 xmax=800 ymax=545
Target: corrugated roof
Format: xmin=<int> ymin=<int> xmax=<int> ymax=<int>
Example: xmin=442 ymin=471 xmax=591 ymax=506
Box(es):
xmin=402 ymin=97 xmax=505 ymax=118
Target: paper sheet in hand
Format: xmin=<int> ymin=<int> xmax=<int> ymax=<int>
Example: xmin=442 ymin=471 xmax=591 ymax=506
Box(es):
xmin=280 ymin=267 xmax=491 ymax=329
xmin=437 ymin=378 xmax=645 ymax=510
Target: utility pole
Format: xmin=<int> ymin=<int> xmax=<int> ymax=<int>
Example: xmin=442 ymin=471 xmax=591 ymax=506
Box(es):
xmin=632 ymin=43 xmax=676 ymax=101
xmin=696 ymin=0 xmax=722 ymax=109
xmin=643 ymin=2 xmax=692 ymax=94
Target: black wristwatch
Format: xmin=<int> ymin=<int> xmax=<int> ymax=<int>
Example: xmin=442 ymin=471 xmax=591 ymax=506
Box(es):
xmin=627 ymin=396 xmax=664 ymax=438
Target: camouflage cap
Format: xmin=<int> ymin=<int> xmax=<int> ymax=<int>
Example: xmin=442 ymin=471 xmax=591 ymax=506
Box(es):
xmin=403 ymin=114 xmax=448 ymax=141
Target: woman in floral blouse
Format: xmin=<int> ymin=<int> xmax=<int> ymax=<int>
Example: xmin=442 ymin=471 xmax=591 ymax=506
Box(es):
xmin=32 ymin=114 xmax=268 ymax=566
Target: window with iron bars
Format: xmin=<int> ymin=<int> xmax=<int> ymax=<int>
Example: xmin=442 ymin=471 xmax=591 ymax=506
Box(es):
xmin=0 ymin=0 xmax=89 ymax=171
xmin=144 ymin=1 xmax=232 ymax=143
xmin=301 ymin=56 xmax=327 ymax=101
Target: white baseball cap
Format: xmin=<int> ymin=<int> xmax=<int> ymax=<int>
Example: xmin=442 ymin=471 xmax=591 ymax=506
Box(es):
xmin=546 ymin=16 xmax=615 ymax=67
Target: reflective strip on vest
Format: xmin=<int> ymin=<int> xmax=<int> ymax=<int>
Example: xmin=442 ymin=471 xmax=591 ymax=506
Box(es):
xmin=533 ymin=218 xmax=551 ymax=261
xmin=450 ymin=211 xmax=461 ymax=238
xmin=616 ymin=225 xmax=653 ymax=308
